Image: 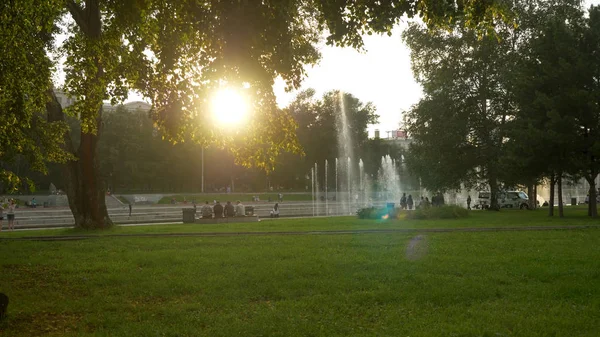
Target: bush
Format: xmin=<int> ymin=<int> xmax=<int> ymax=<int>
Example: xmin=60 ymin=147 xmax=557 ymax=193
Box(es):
xmin=357 ymin=205 xmax=469 ymax=220
xmin=407 ymin=205 xmax=469 ymax=220
xmin=356 ymin=207 xmax=401 ymax=219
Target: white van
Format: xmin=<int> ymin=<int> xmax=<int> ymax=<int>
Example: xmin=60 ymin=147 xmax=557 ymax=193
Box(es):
xmin=498 ymin=191 xmax=530 ymax=209
xmin=476 ymin=191 xmax=529 ymax=209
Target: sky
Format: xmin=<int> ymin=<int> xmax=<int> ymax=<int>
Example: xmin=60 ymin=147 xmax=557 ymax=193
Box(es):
xmin=273 ymin=23 xmax=419 ymax=136
xmin=272 ymin=0 xmax=600 ymax=136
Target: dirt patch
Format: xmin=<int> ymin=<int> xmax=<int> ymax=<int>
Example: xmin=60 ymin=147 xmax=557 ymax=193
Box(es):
xmin=0 ymin=311 xmax=82 ymax=336
xmin=405 ymin=235 xmax=428 ymax=261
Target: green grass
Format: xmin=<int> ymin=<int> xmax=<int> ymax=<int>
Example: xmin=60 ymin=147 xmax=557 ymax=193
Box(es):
xmin=1 ymin=206 xmax=598 ymax=239
xmin=157 ymin=193 xmax=311 ymax=204
xmin=1 ymin=225 xmax=599 ymax=336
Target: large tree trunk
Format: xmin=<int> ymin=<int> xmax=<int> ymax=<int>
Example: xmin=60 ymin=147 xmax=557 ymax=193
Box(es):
xmin=47 ymin=91 xmax=113 ymax=229
xmin=557 ymin=174 xmax=564 ymax=218
xmin=548 ymin=174 xmax=555 ymax=217
xmin=52 ymin=0 xmax=112 ymax=229
xmin=488 ymin=176 xmax=500 ymax=211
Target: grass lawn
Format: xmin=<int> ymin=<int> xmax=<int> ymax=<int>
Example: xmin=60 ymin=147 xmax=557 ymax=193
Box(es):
xmin=1 ymin=212 xmax=599 ymax=336
xmin=1 ymin=206 xmax=599 ymax=239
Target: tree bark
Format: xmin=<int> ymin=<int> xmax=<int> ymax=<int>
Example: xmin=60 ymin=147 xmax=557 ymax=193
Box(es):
xmin=548 ymin=174 xmax=555 ymax=216
xmin=557 ymin=174 xmax=564 ymax=218
xmin=46 ymin=0 xmax=112 ymax=229
xmin=47 ymin=91 xmax=113 ymax=229
xmin=488 ymin=175 xmax=500 ymax=211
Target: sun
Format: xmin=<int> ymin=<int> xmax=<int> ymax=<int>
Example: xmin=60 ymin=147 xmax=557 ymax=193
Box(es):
xmin=211 ymin=88 xmax=249 ymax=125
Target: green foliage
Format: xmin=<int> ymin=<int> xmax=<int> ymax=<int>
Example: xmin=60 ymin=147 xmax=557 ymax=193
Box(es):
xmin=403 ymin=16 xmax=521 ymax=196
xmin=0 ymin=0 xmax=72 ymax=192
xmin=357 ymin=205 xmax=469 ymax=220
xmin=407 ymin=205 xmax=469 ymax=220
xmin=356 ymin=207 xmax=388 ymax=219
xmin=271 ymin=90 xmax=378 ymax=188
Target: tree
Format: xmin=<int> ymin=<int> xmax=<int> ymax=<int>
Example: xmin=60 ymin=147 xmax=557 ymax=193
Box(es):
xmin=271 ymin=90 xmax=378 ymax=190
xmin=509 ymin=2 xmax=600 ymax=217
xmin=4 ymin=1 xmax=507 ymax=228
xmin=403 ymin=14 xmax=521 ymax=209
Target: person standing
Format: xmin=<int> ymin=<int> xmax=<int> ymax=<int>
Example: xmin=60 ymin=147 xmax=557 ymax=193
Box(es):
xmin=467 ymin=195 xmax=472 ymax=210
xmin=128 ymin=203 xmax=132 ymax=217
xmin=407 ymin=195 xmax=414 ymax=210
xmin=7 ymin=200 xmax=16 ymax=231
xmin=400 ymin=193 xmax=407 ymax=210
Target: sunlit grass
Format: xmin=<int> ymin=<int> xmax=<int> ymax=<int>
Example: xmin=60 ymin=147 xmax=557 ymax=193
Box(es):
xmin=1 ymin=226 xmax=599 ymax=336
xmin=1 ymin=206 xmax=598 ymax=239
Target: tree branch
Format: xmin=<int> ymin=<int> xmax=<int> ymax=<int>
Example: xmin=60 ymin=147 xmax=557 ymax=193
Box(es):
xmin=66 ymin=0 xmax=89 ymax=35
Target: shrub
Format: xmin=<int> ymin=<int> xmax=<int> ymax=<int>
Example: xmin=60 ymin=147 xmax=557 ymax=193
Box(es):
xmin=356 ymin=207 xmax=403 ymax=219
xmin=407 ymin=205 xmax=469 ymax=220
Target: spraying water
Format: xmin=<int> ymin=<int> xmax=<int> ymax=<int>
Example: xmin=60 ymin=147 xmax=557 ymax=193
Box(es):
xmin=314 ymin=162 xmax=319 ymax=216
xmin=325 ymin=159 xmax=329 ymax=215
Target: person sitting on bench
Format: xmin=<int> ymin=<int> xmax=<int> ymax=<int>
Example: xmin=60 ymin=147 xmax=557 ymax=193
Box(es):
xmin=213 ymin=201 xmax=224 ymax=218
xmin=235 ymin=201 xmax=245 ymax=217
xmin=270 ymin=203 xmax=280 ymax=218
xmin=224 ymin=201 xmax=235 ymax=218
xmin=201 ymin=201 xmax=213 ymax=218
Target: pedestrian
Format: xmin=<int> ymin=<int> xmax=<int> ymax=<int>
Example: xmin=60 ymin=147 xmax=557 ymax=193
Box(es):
xmin=407 ymin=195 xmax=414 ymax=210
xmin=278 ymin=193 xmax=283 ymax=202
xmin=128 ymin=203 xmax=132 ymax=217
xmin=400 ymin=193 xmax=407 ymax=210
xmin=7 ymin=200 xmax=16 ymax=231
xmin=467 ymin=195 xmax=472 ymax=210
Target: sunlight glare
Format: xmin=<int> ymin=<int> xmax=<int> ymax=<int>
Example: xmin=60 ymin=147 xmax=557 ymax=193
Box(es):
xmin=211 ymin=88 xmax=248 ymax=125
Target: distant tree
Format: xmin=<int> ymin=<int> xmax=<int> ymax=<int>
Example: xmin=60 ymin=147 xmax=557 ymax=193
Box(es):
xmin=403 ymin=15 xmax=522 ymax=209
xmin=272 ymin=90 xmax=377 ymax=190
xmin=509 ymin=3 xmax=600 ymax=217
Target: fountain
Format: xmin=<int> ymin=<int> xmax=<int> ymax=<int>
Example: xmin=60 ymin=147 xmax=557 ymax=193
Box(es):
xmin=325 ymin=159 xmax=329 ymax=215
xmin=314 ymin=162 xmax=319 ymax=216
xmin=311 ymin=167 xmax=315 ymax=216
xmin=378 ymin=155 xmax=403 ymax=204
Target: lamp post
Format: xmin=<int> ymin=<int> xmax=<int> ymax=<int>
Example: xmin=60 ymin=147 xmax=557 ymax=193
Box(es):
xmin=201 ymin=147 xmax=204 ymax=193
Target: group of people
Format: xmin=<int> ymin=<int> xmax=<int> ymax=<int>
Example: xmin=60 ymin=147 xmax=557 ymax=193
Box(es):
xmin=399 ymin=193 xmax=415 ymax=210
xmin=197 ymin=201 xmax=246 ymax=219
xmin=0 ymin=199 xmax=17 ymax=231
xmin=397 ymin=192 xmax=447 ymax=210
